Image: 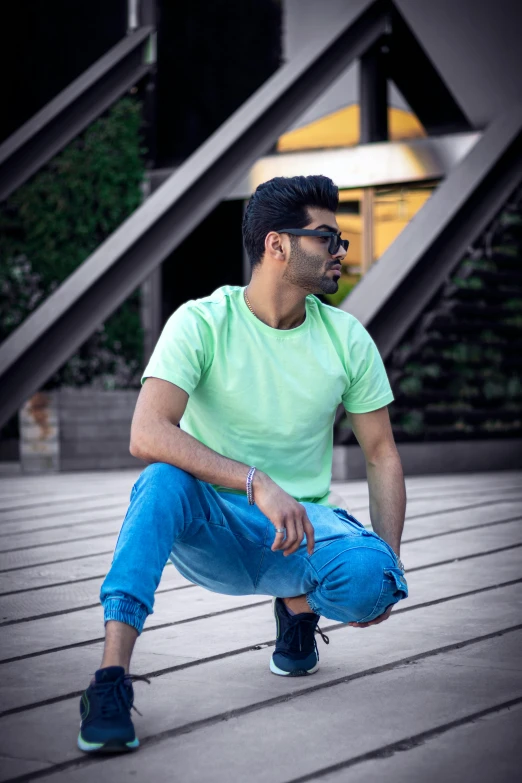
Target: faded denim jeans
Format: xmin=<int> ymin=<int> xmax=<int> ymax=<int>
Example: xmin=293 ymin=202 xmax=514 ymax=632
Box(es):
xmin=101 ymin=463 xmax=408 ymax=633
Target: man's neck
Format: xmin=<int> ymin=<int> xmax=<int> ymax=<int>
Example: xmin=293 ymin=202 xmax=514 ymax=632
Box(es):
xmin=245 ymin=276 xmax=307 ymax=330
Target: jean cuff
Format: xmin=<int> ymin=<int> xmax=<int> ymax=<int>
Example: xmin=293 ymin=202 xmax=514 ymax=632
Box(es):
xmin=103 ymin=596 xmax=148 ymax=635
xmin=305 ymin=591 xmax=322 ymax=617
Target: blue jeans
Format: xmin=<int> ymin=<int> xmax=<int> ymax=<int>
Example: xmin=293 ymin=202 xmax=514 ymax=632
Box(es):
xmin=100 ymin=463 xmax=408 ymax=633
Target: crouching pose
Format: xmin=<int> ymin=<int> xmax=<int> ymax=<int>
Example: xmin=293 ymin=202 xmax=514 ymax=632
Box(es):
xmin=78 ymin=175 xmax=408 ymax=753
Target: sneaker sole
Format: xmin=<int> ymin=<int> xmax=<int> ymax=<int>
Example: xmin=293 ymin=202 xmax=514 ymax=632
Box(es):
xmin=77 ymin=733 xmax=139 ymax=753
xmin=270 ymin=656 xmax=319 ymax=676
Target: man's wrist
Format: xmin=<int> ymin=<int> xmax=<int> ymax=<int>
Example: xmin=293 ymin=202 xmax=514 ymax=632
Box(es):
xmin=385 ymin=540 xmax=404 ymax=571
xmin=252 ymin=470 xmax=270 ymax=491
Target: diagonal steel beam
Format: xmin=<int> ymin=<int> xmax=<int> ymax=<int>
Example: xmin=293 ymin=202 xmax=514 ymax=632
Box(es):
xmin=387 ymin=6 xmax=472 ymax=136
xmin=0 ymin=27 xmax=153 ymax=202
xmin=0 ymin=0 xmax=389 ymax=429
xmin=340 ymin=106 xmax=522 ymax=360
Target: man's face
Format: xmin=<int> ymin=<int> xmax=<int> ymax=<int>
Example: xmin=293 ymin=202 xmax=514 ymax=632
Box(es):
xmin=282 ymin=207 xmax=347 ymax=295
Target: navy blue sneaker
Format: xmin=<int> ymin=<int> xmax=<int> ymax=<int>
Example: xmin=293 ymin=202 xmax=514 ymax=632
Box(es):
xmin=270 ymin=598 xmax=330 ymax=676
xmin=78 ymin=666 xmax=150 ymax=753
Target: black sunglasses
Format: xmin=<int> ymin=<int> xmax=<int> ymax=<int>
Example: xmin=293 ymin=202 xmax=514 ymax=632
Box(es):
xmin=277 ymin=228 xmax=349 ymax=256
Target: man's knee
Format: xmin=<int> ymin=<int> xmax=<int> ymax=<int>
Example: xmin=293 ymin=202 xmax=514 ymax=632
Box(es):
xmin=137 ymin=462 xmax=198 ymax=497
xmin=308 ymin=544 xmax=407 ymax=624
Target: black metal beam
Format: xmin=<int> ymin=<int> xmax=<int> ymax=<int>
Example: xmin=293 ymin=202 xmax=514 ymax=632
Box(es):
xmin=360 ymin=38 xmax=389 ymax=143
xmin=388 ymin=6 xmax=472 ymax=136
xmin=340 ymin=106 xmax=522 ymax=360
xmin=140 ymin=0 xmax=158 ymax=169
xmin=0 ymin=0 xmax=389 ymax=429
xmin=0 ymin=27 xmax=153 ymax=202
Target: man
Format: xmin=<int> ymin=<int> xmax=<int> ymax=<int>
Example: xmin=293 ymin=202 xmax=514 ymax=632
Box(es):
xmin=78 ymin=175 xmax=408 ymax=754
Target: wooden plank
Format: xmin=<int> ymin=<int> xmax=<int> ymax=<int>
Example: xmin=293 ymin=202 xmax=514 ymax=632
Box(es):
xmin=0 ymin=497 xmax=128 ymax=520
xmin=1 ymin=501 xmax=520 ymax=593
xmin=0 ymin=474 xmax=138 ymax=498
xmin=402 ymin=471 xmax=522 ymax=487
xmin=0 ymin=469 xmax=138 ymax=484
xmin=2 ymin=492 xmax=520 ymax=550
xmin=0 ymin=589 xmax=520 ymax=779
xmin=0 ymin=517 xmax=123 ymax=550
xmin=0 ymin=564 xmax=192 ymax=623
xmin=0 ymin=537 xmax=116 ymax=571
xmin=0 ymin=470 xmax=517 ymax=501
xmin=317 ymin=701 xmax=522 ymax=783
xmin=0 ymin=517 xmax=122 ymax=544
xmin=334 ymin=473 xmax=521 ymax=497
xmin=49 ymin=634 xmax=522 ymax=783
xmin=0 ymin=553 xmax=114 ymax=595
xmin=401 ymin=503 xmax=522 ymax=540
xmin=342 ymin=484 xmax=522 ymax=507
xmin=0 ymin=497 xmax=121 ymax=515
xmin=0 ymin=473 xmax=518 ymax=520
xmin=0 ymin=755 xmax=52 ymax=783
xmin=0 ymin=472 xmax=518 ymax=782
xmin=401 ymin=518 xmax=522 ymax=568
xmin=1 ymin=517 xmax=520 ymax=624
xmin=353 ymin=498 xmax=522 ymax=530
xmin=404 ymin=492 xmax=522 ymax=516
xmin=0 ymin=493 xmax=127 ymax=514
xmin=1 ymin=488 xmax=520 ymax=557
xmin=0 ymin=548 xmax=520 ymax=710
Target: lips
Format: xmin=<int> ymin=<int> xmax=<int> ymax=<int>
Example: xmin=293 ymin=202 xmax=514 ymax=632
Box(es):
xmin=330 ymin=265 xmax=342 ymax=273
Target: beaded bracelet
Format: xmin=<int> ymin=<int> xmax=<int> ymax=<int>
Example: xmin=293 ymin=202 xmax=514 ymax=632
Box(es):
xmin=246 ymin=466 xmax=256 ymax=505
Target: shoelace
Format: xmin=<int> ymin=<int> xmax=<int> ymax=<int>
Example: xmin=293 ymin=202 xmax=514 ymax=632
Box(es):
xmin=281 ymin=615 xmax=330 ymax=652
xmin=96 ymin=673 xmax=151 ymax=718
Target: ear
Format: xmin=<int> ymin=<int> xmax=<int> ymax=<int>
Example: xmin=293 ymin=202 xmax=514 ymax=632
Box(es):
xmin=264 ymin=231 xmax=287 ymax=261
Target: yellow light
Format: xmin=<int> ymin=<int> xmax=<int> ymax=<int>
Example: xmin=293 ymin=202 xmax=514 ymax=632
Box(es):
xmin=277 ymin=104 xmax=425 ymax=153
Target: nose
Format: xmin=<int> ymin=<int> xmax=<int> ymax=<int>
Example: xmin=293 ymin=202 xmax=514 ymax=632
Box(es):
xmin=332 ymin=243 xmax=347 ymax=261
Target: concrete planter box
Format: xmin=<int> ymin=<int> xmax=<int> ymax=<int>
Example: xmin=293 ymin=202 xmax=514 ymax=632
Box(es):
xmin=19 ymin=389 xmax=141 ymax=473
xmin=333 ymin=439 xmax=522 ymax=480
xmin=17 ymin=393 xmax=522 ymax=476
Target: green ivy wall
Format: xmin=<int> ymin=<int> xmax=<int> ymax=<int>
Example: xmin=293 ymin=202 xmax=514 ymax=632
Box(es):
xmin=0 ymin=97 xmax=146 ymax=392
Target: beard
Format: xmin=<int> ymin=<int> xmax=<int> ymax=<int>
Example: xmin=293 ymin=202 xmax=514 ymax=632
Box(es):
xmin=282 ymin=239 xmax=339 ymax=295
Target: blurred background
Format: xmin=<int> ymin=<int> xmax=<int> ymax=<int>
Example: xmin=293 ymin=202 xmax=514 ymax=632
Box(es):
xmin=0 ymin=0 xmax=521 ymax=476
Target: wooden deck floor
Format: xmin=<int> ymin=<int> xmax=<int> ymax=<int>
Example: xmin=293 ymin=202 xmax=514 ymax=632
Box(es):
xmin=0 ymin=470 xmax=521 ymax=782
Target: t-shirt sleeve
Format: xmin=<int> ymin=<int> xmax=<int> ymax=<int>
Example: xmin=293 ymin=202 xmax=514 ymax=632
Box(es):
xmin=342 ymin=319 xmax=394 ymax=413
xmin=141 ymin=303 xmax=211 ymax=395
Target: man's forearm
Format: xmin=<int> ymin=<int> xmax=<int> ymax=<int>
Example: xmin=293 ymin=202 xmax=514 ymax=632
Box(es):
xmin=131 ymin=418 xmax=259 ymax=492
xmin=366 ymin=448 xmax=406 ymax=555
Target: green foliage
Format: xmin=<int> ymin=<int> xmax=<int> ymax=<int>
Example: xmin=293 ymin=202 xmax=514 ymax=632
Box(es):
xmin=503 ymin=314 xmax=522 ymax=327
xmin=504 ymin=298 xmax=522 ymax=310
xmin=375 ymin=190 xmax=522 ymax=442
xmin=0 ymin=98 xmax=146 ymax=388
xmin=399 ymin=410 xmax=425 ymax=435
xmin=451 ymin=275 xmax=483 ymax=290
xmin=498 ymin=211 xmax=522 ymax=228
xmin=404 ymin=362 xmax=441 ymax=379
xmin=492 ymin=244 xmax=518 ymax=257
xmin=398 ymin=375 xmax=423 ymax=396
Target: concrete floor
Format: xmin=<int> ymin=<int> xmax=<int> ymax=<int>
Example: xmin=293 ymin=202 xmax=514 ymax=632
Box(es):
xmin=0 ymin=470 xmax=521 ymax=782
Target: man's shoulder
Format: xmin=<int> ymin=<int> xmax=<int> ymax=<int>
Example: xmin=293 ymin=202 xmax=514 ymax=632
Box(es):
xmin=178 ymin=286 xmax=242 ymax=322
xmin=308 ymin=295 xmax=363 ymax=334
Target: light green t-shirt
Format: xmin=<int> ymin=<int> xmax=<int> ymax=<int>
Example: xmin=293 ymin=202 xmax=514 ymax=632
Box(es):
xmin=142 ymin=285 xmax=393 ymax=505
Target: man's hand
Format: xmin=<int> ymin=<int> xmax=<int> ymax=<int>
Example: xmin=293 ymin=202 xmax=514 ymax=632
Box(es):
xmin=253 ymin=473 xmax=315 ymax=557
xmin=348 ymin=604 xmax=393 ymax=629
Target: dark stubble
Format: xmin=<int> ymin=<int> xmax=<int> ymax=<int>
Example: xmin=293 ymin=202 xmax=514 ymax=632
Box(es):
xmin=282 ymin=237 xmax=339 ymax=295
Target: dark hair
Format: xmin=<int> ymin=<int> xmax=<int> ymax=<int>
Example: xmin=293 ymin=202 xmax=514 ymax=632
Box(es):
xmin=242 ymin=175 xmax=339 ymax=267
